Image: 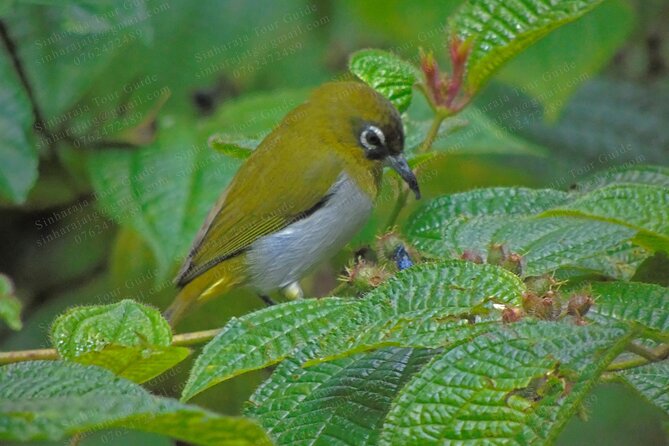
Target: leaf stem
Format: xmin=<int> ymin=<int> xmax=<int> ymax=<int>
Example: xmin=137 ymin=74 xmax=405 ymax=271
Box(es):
xmin=0 ymin=328 xmax=223 ymax=365
xmin=384 ymin=111 xmax=448 ymax=230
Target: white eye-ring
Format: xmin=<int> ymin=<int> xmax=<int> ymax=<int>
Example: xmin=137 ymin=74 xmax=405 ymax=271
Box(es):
xmin=360 ymin=125 xmax=385 ymax=151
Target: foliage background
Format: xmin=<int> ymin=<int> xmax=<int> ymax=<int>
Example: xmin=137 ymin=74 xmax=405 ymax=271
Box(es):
xmin=1 ymin=0 xmax=668 ymax=444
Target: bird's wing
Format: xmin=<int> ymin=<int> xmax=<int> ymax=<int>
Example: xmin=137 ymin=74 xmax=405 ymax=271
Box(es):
xmin=175 ymin=143 xmax=344 ymax=286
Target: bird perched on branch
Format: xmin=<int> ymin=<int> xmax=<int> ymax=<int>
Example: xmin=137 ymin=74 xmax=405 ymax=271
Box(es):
xmin=165 ymin=81 xmax=420 ymax=325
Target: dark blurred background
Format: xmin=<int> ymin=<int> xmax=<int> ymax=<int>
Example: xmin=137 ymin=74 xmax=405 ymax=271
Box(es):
xmin=1 ymin=1 xmax=668 ymax=444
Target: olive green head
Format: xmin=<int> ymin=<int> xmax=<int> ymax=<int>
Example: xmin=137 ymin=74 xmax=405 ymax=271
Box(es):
xmin=300 ymin=81 xmax=420 ymax=198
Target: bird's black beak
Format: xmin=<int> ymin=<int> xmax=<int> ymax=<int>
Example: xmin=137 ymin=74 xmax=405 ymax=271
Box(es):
xmin=386 ymin=154 xmax=420 ymax=199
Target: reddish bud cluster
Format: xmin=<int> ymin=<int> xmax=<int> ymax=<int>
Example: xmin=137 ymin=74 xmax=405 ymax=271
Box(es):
xmin=419 ymin=36 xmax=472 ymax=111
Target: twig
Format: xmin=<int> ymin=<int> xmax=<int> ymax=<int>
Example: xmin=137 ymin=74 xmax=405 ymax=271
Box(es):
xmin=172 ymin=328 xmax=221 ymax=346
xmin=0 ymin=348 xmax=59 ymax=364
xmin=0 ymin=328 xmax=223 ymax=365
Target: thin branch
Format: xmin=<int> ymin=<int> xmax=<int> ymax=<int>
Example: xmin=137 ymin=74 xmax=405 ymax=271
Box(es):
xmin=0 ymin=348 xmax=59 ymax=364
xmin=172 ymin=328 xmax=221 ymax=347
xmin=0 ymin=328 xmax=223 ymax=365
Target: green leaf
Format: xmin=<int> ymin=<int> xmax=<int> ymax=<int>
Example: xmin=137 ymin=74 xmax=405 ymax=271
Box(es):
xmin=248 ymin=347 xmax=436 ymax=446
xmin=588 ymin=281 xmax=669 ymax=337
xmin=0 ymin=361 xmax=271 ymax=445
xmin=403 ymin=105 xmax=548 ymax=157
xmin=449 ymin=0 xmax=606 ymax=94
xmin=495 ymin=0 xmax=634 ymax=119
xmin=432 ymin=106 xmax=548 ymax=156
xmin=619 ymin=361 xmax=669 ymax=415
xmin=311 ymin=261 xmax=526 ymax=364
xmin=492 ymin=216 xmax=637 ymax=277
xmin=74 ymin=345 xmax=191 ymax=384
xmin=380 ymin=321 xmax=632 ymax=445
xmin=51 ymin=299 xmax=172 ymax=355
xmin=575 ymin=165 xmax=669 ymax=193
xmin=182 ymin=261 xmax=525 ymax=400
xmin=349 ymin=49 xmax=419 ymax=112
xmin=0 ymin=48 xmax=37 ymax=203
xmin=184 ymin=261 xmax=525 ymax=400
xmin=510 ymin=79 xmax=669 ymax=166
xmin=208 ymin=133 xmax=260 ymax=159
xmin=0 ymin=274 xmax=22 ymax=331
xmin=5 ymin=3 xmax=152 ymax=122
xmin=403 ymin=115 xmax=468 ymax=154
xmin=88 ymin=118 xmax=240 ymax=277
xmin=405 ymin=187 xmax=568 ymax=258
xmin=542 ymin=184 xmax=669 ymax=252
xmin=555 ymin=241 xmax=649 ymax=281
xmin=51 ymin=299 xmax=187 ymax=383
xmin=405 ymin=186 xmax=651 ymax=277
xmin=182 ymin=298 xmax=357 ymax=401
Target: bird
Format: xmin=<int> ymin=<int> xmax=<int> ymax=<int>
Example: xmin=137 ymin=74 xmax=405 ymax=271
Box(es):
xmin=164 ymin=81 xmax=420 ymax=325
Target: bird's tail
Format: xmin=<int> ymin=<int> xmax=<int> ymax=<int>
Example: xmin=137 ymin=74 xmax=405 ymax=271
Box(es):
xmin=164 ymin=258 xmax=246 ymax=327
xmin=163 ymin=283 xmax=200 ymax=327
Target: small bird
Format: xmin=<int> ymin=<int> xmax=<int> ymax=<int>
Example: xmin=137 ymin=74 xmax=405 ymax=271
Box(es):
xmin=165 ymin=81 xmax=420 ymax=324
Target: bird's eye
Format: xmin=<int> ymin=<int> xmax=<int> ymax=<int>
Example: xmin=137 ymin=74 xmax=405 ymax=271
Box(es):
xmin=360 ymin=125 xmax=385 ymax=151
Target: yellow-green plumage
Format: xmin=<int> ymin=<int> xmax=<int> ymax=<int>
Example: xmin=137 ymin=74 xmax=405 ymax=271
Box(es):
xmin=165 ymin=81 xmax=417 ymax=324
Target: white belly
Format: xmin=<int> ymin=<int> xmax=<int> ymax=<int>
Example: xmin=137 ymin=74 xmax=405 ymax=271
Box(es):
xmin=246 ymin=173 xmax=373 ymax=293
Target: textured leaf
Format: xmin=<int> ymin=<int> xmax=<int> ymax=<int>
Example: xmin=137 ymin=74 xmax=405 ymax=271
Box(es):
xmin=349 ymin=49 xmax=419 ymax=112
xmin=619 ymin=361 xmax=669 ymax=415
xmin=0 ymin=361 xmax=271 ymax=445
xmin=0 ymin=47 xmax=37 ymax=203
xmin=588 ymin=281 xmax=669 ymax=337
xmin=182 ymin=299 xmax=357 ymax=401
xmin=51 ymin=299 xmax=172 ymax=356
xmin=311 ymin=261 xmax=526 ymax=364
xmin=543 ymin=184 xmax=669 ymax=252
xmin=184 ymin=261 xmax=525 ymax=400
xmin=0 ymin=274 xmax=22 ymax=331
xmin=449 ymin=0 xmax=605 ymax=93
xmin=575 ymin=165 xmax=669 ymax=193
xmin=51 ymin=299 xmax=186 ymax=383
xmin=495 ymin=0 xmax=634 ymax=119
xmin=380 ymin=322 xmax=632 ymax=445
xmin=492 ymin=216 xmax=636 ymax=277
xmin=555 ymin=241 xmax=649 ymax=281
xmin=248 ymin=347 xmax=436 ymax=446
xmin=405 ymin=188 xmax=568 ymax=258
